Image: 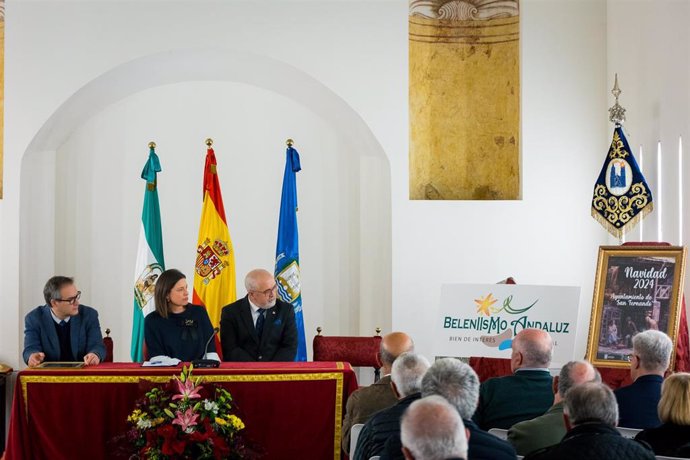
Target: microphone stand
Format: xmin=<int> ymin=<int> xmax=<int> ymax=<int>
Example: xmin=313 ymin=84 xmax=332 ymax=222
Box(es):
xmin=192 ymin=327 xmax=221 ymax=368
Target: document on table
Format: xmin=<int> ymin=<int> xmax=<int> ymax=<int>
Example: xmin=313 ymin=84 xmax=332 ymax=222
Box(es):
xmin=142 ymin=356 xmax=181 ymax=367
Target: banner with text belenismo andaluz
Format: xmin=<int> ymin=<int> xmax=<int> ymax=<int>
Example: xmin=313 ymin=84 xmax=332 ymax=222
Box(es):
xmin=435 ymin=284 xmax=581 ymax=367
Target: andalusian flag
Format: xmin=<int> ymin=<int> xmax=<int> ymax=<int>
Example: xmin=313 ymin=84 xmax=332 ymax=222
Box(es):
xmin=193 ymin=143 xmax=236 ymax=334
xmin=131 ymin=144 xmax=165 ymax=362
xmin=275 ymin=144 xmax=306 ymax=361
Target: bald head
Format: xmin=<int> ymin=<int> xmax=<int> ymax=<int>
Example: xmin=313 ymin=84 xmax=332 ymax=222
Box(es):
xmin=556 ymin=360 xmax=600 ymax=401
xmin=380 ymin=332 xmax=414 ymax=372
xmin=511 ymin=328 xmax=553 ymax=371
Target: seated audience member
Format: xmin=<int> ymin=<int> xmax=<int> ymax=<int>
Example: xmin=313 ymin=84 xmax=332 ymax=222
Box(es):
xmin=525 ymin=382 xmax=655 ymax=460
xmin=635 ymin=372 xmax=690 ymax=457
xmin=341 ymin=331 xmax=415 ymax=455
xmin=144 ymin=269 xmax=218 ymax=362
xmin=473 ymin=328 xmax=555 ymax=430
xmin=615 ymin=329 xmax=672 ymax=429
xmin=220 ymin=268 xmax=297 ymax=362
xmin=420 ymin=358 xmax=516 ymax=460
xmin=508 ymin=360 xmax=600 ymax=455
xmin=23 ymin=276 xmax=105 ymax=366
xmin=355 ymin=352 xmax=430 ymax=460
xmin=400 ymin=395 xmax=469 ymax=460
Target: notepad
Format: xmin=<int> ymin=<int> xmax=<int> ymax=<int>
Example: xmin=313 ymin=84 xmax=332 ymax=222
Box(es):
xmin=142 ymin=356 xmax=181 ymax=367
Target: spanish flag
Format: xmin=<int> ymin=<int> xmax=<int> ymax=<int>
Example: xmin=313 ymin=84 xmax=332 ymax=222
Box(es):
xmin=192 ymin=143 xmax=237 ymax=337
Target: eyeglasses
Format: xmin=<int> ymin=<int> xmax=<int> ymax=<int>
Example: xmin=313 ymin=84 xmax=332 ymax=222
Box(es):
xmin=254 ymin=285 xmax=278 ymax=296
xmin=56 ymin=291 xmax=81 ymax=305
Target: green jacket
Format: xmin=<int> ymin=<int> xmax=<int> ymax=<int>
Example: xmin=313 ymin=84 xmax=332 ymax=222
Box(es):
xmin=508 ymin=401 xmax=566 ymax=456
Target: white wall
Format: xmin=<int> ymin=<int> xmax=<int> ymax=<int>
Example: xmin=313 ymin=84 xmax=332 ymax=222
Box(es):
xmin=8 ymin=0 xmax=689 ymax=375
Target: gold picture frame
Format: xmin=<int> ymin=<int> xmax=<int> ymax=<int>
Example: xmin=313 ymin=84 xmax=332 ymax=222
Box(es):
xmin=586 ymin=245 xmax=687 ymax=368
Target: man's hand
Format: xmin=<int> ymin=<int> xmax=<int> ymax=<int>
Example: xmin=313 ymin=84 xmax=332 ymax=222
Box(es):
xmin=28 ymin=352 xmax=45 ymax=367
xmin=83 ymin=353 xmax=100 ymax=366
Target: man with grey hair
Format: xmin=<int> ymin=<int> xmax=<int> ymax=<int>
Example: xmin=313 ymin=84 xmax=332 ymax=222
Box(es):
xmin=615 ymin=329 xmax=673 ymax=428
xmin=401 ymin=395 xmax=469 ymax=460
xmin=220 ymin=268 xmax=298 ymax=361
xmin=508 ymin=360 xmax=600 ymax=455
xmin=525 ymin=382 xmax=655 ymax=459
xmin=417 ymin=358 xmax=516 ymax=460
xmin=354 ymin=352 xmax=430 ymax=460
xmin=342 ymin=332 xmax=414 ymax=454
xmin=474 ymin=328 xmax=555 ymax=430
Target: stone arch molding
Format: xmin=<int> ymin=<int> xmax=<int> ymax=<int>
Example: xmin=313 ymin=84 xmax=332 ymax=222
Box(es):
xmin=24 ymin=47 xmax=390 ymax=162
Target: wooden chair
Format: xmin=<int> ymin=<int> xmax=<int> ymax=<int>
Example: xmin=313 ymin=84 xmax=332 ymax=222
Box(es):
xmin=313 ymin=327 xmax=383 ymax=381
xmin=103 ymin=328 xmax=113 ymax=363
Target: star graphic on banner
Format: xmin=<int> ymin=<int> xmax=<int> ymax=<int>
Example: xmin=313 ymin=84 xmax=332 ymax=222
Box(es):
xmin=474 ymin=293 xmax=498 ymax=317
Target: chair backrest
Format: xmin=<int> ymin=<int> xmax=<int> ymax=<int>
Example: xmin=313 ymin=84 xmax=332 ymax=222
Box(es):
xmin=350 ymin=423 xmax=364 ymax=459
xmin=313 ymin=327 xmax=383 ymax=381
xmin=616 ymin=426 xmax=642 ymax=439
xmin=656 ymin=457 xmax=687 ymax=460
xmin=103 ymin=328 xmax=113 ymax=363
xmin=488 ymin=428 xmax=509 ymax=440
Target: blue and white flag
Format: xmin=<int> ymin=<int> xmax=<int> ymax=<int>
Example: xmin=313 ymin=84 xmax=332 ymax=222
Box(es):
xmin=275 ymin=145 xmax=306 ymax=361
xmin=592 ymin=126 xmax=653 ymax=238
xmin=131 ymin=145 xmax=165 ymax=362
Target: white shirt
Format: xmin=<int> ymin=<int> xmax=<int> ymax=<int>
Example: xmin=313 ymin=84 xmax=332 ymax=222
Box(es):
xmin=50 ymin=309 xmax=71 ymax=325
xmin=248 ymin=298 xmax=267 ymax=327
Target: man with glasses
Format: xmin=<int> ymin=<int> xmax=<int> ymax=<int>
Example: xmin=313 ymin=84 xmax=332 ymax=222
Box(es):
xmin=23 ymin=276 xmax=106 ymax=366
xmin=220 ymin=268 xmax=297 ymax=361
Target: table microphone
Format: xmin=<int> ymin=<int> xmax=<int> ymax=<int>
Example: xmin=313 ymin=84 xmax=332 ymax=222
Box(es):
xmin=192 ymin=327 xmax=220 ymax=368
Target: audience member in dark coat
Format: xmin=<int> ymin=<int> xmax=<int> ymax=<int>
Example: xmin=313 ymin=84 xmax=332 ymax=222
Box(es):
xmin=525 ymin=382 xmax=655 ymax=460
xmin=615 ymin=329 xmax=673 ymax=429
xmin=635 ymin=372 xmax=690 ymax=457
xmin=474 ymin=328 xmax=555 ymax=430
xmin=421 ymin=358 xmax=516 ymax=460
xmin=355 ymin=353 xmax=429 ymax=460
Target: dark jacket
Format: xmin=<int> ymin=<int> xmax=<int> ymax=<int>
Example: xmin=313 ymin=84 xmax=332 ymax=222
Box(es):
xmin=220 ymin=296 xmax=297 ymax=362
xmin=356 ymin=393 xmax=421 ymax=460
xmin=23 ymin=304 xmax=106 ymax=364
xmin=144 ymin=304 xmax=216 ymax=361
xmin=464 ymin=418 xmax=517 ymax=460
xmin=525 ymin=422 xmax=655 ymax=460
xmin=474 ymin=369 xmax=554 ymax=430
xmin=614 ymin=374 xmax=663 ymax=429
xmin=635 ymin=422 xmax=690 ymax=457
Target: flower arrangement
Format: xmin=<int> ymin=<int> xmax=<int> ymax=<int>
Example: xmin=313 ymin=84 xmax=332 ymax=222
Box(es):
xmin=118 ymin=364 xmax=255 ymax=459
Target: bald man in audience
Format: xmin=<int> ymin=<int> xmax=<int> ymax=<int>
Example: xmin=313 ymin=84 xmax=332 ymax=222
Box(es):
xmin=400 ymin=396 xmax=469 ymax=460
xmin=342 ymin=331 xmax=414 ymax=455
xmin=420 ymin=358 xmax=516 ymax=460
xmin=508 ymin=360 xmax=600 ymax=455
xmin=615 ymin=329 xmax=673 ymax=428
xmin=473 ymin=328 xmax=555 ymax=430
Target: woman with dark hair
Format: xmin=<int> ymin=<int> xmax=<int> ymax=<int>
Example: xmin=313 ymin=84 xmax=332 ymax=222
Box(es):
xmin=635 ymin=372 xmax=690 ymax=457
xmin=143 ymin=269 xmax=219 ymax=362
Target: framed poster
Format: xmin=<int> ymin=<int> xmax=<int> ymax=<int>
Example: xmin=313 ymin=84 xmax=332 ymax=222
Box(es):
xmin=586 ymin=245 xmax=687 ymax=368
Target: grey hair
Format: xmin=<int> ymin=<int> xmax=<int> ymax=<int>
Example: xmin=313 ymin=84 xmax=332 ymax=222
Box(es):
xmin=564 ymin=382 xmax=618 ymax=427
xmin=514 ymin=330 xmax=553 ymax=367
xmin=244 ymin=269 xmax=271 ymax=292
xmin=401 ymin=395 xmax=468 ymax=460
xmin=558 ymin=360 xmax=601 ymax=397
xmin=633 ymin=330 xmax=673 ymax=372
xmin=43 ymin=276 xmax=74 ymax=304
xmin=421 ymin=358 xmax=479 ymax=420
xmin=392 ymin=353 xmax=431 ymax=398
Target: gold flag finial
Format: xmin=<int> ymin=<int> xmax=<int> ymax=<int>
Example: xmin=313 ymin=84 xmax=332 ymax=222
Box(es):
xmin=286 ymin=138 xmax=294 ymax=147
xmin=608 ymin=73 xmax=626 ymax=125
xmin=148 ymin=141 xmax=156 ymax=149
xmin=205 ymin=138 xmax=213 ymax=147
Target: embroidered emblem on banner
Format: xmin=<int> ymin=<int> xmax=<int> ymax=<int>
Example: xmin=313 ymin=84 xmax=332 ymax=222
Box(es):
xmin=276 ymin=259 xmax=301 ymax=304
xmin=195 ymin=238 xmax=230 ymax=284
xmin=134 ymin=263 xmax=163 ymax=309
xmin=591 ymin=127 xmax=653 ymax=239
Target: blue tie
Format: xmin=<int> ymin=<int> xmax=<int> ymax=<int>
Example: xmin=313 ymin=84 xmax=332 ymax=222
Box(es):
xmin=256 ymin=310 xmax=265 ymax=338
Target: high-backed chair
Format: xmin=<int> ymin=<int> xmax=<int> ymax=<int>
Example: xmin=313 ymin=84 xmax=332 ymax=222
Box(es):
xmin=313 ymin=327 xmax=383 ymax=381
xmin=103 ymin=328 xmax=113 ymax=363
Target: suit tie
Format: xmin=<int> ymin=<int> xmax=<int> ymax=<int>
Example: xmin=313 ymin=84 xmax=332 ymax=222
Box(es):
xmin=256 ymin=309 xmax=266 ymax=338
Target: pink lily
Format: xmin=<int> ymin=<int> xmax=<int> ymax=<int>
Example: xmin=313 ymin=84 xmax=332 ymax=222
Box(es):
xmin=172 ymin=407 xmax=199 ymax=432
xmin=172 ymin=376 xmax=202 ymax=400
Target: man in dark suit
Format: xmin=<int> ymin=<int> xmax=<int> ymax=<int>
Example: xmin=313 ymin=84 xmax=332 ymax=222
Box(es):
xmin=422 ymin=358 xmax=517 ymax=460
xmin=615 ymin=329 xmax=672 ymax=429
xmin=23 ymin=276 xmax=106 ymax=366
xmin=220 ymin=268 xmax=297 ymax=362
xmin=474 ymin=328 xmax=555 ymax=430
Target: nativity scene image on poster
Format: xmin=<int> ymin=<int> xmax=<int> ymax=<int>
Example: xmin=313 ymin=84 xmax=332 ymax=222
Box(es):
xmin=586 ymin=246 xmax=687 ymax=368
